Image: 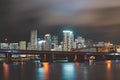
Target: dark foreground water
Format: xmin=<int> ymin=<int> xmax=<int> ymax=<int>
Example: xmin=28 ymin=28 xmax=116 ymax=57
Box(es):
xmin=0 ymin=60 xmax=120 ymax=80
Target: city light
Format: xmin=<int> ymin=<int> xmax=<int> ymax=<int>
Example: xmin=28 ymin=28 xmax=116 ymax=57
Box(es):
xmin=63 ymin=30 xmax=73 ymax=34
xmin=63 ymin=30 xmax=74 ymax=51
xmin=0 ymin=29 xmax=118 ymax=52
xmin=45 ymin=34 xmax=50 ymax=37
xmin=38 ymin=40 xmax=46 ymax=44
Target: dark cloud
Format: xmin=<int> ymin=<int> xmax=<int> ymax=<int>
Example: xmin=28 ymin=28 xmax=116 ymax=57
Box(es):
xmin=0 ymin=0 xmax=120 ymax=43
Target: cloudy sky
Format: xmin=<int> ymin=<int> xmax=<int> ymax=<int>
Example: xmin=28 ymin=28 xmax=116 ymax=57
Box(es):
xmin=0 ymin=0 xmax=120 ymax=43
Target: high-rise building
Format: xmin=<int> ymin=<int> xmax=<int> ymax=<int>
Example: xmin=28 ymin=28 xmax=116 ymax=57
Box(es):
xmin=51 ymin=35 xmax=58 ymax=50
xmin=38 ymin=40 xmax=46 ymax=50
xmin=0 ymin=43 xmax=9 ymax=49
xmin=9 ymin=43 xmax=19 ymax=49
xmin=19 ymin=41 xmax=26 ymax=50
xmin=75 ymin=36 xmax=86 ymax=48
xmin=19 ymin=41 xmax=27 ymax=57
xmin=27 ymin=42 xmax=31 ymax=50
xmin=44 ymin=34 xmax=51 ymax=50
xmin=63 ymin=30 xmax=74 ymax=51
xmin=30 ymin=30 xmax=37 ymax=50
xmin=52 ymin=35 xmax=58 ymax=45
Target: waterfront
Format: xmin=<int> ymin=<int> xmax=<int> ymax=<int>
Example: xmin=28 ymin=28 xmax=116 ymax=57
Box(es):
xmin=0 ymin=60 xmax=120 ymax=80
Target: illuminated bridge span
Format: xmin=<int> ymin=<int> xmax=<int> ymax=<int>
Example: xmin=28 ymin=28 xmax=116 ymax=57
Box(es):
xmin=0 ymin=49 xmax=120 ymax=63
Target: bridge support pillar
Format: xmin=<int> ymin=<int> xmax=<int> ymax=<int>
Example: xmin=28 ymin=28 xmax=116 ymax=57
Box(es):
xmin=43 ymin=54 xmax=47 ymax=61
xmin=74 ymin=54 xmax=78 ymax=62
xmin=5 ymin=53 xmax=12 ymax=63
xmin=46 ymin=54 xmax=53 ymax=62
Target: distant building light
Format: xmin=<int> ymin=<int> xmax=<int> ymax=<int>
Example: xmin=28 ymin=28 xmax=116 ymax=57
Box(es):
xmin=38 ymin=40 xmax=46 ymax=44
xmin=45 ymin=34 xmax=50 ymax=37
xmin=110 ymin=44 xmax=113 ymax=46
xmin=109 ymin=53 xmax=120 ymax=55
xmin=7 ymin=50 xmax=12 ymax=53
xmin=63 ymin=30 xmax=73 ymax=34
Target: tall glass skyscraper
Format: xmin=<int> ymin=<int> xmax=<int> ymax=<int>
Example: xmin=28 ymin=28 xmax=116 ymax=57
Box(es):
xmin=30 ymin=30 xmax=37 ymax=50
xmin=63 ymin=30 xmax=74 ymax=51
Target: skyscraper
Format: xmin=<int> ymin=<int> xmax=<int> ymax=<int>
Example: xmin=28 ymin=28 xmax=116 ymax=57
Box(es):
xmin=75 ymin=36 xmax=86 ymax=48
xmin=44 ymin=34 xmax=51 ymax=50
xmin=52 ymin=35 xmax=58 ymax=45
xmin=30 ymin=30 xmax=37 ymax=50
xmin=51 ymin=35 xmax=59 ymax=51
xmin=63 ymin=30 xmax=74 ymax=51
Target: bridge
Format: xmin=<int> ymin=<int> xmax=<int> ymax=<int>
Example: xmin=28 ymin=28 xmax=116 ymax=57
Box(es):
xmin=0 ymin=49 xmax=120 ymax=63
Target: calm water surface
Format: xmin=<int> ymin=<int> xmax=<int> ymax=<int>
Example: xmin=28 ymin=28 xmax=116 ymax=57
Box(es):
xmin=0 ymin=60 xmax=120 ymax=80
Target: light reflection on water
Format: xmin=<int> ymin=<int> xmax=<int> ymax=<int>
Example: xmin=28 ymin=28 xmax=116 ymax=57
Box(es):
xmin=42 ymin=63 xmax=51 ymax=80
xmin=62 ymin=63 xmax=76 ymax=80
xmin=105 ymin=60 xmax=112 ymax=80
xmin=3 ymin=63 xmax=9 ymax=80
xmin=0 ymin=60 xmax=120 ymax=80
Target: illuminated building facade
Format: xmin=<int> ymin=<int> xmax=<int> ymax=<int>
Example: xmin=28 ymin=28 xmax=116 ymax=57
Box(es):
xmin=52 ymin=35 xmax=58 ymax=45
xmin=0 ymin=43 xmax=9 ymax=49
xmin=9 ymin=43 xmax=18 ymax=49
xmin=75 ymin=36 xmax=86 ymax=49
xmin=38 ymin=40 xmax=46 ymax=50
xmin=63 ymin=30 xmax=74 ymax=51
xmin=19 ymin=41 xmax=26 ymax=50
xmin=51 ymin=35 xmax=59 ymax=50
xmin=30 ymin=30 xmax=37 ymax=50
xmin=44 ymin=34 xmax=51 ymax=50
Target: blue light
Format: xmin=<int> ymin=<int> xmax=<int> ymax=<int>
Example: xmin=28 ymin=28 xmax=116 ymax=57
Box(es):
xmin=12 ymin=50 xmax=18 ymax=53
xmin=86 ymin=52 xmax=93 ymax=55
xmin=7 ymin=50 xmax=12 ymax=52
xmin=63 ymin=30 xmax=73 ymax=33
xmin=109 ymin=53 xmax=120 ymax=55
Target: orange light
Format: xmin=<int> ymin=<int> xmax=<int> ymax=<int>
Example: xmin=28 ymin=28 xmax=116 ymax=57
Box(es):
xmin=105 ymin=60 xmax=112 ymax=80
xmin=3 ymin=64 xmax=9 ymax=80
xmin=43 ymin=62 xmax=50 ymax=79
xmin=105 ymin=60 xmax=112 ymax=70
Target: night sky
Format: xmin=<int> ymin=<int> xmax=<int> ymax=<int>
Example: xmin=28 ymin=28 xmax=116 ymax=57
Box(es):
xmin=0 ymin=0 xmax=120 ymax=43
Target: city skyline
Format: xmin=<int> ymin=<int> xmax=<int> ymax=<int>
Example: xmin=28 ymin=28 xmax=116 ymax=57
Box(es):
xmin=0 ymin=26 xmax=119 ymax=44
xmin=0 ymin=25 xmax=120 ymax=44
xmin=0 ymin=0 xmax=120 ymax=43
xmin=0 ymin=29 xmax=115 ymax=53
